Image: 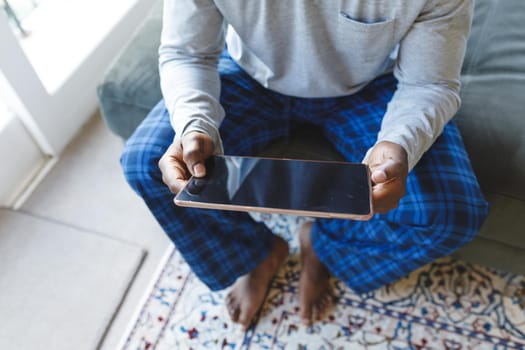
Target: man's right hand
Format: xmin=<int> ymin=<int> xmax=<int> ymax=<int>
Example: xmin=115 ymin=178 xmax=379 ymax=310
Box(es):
xmin=158 ymin=131 xmax=215 ymax=194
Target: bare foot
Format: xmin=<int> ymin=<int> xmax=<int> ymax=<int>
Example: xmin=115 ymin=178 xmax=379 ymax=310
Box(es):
xmin=298 ymin=222 xmax=332 ymax=326
xmin=226 ymin=235 xmax=289 ymax=330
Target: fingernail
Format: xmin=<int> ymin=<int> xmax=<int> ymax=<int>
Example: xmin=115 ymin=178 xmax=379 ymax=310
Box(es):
xmin=193 ymin=163 xmax=205 ymax=177
xmin=372 ymin=169 xmax=388 ymax=183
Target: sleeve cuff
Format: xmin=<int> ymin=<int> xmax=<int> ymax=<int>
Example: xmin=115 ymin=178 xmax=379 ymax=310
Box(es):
xmin=363 ymin=131 xmax=421 ymax=173
xmin=175 ymin=118 xmax=224 ymax=155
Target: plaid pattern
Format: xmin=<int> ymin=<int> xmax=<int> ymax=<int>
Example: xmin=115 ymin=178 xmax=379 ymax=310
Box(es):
xmin=121 ymin=51 xmax=489 ymax=293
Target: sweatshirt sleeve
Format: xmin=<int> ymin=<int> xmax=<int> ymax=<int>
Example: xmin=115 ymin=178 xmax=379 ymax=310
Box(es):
xmin=375 ymin=0 xmax=473 ymax=171
xmin=159 ymin=0 xmax=225 ymax=154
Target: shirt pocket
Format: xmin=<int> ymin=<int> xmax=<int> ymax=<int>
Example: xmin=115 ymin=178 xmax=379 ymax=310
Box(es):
xmin=337 ymin=12 xmax=396 ymax=63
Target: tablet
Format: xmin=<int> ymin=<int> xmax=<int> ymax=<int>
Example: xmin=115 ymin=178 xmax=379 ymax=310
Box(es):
xmin=174 ymin=155 xmax=373 ymax=220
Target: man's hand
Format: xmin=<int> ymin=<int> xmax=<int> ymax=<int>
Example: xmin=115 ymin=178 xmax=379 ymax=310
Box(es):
xmin=363 ymin=141 xmax=409 ymax=214
xmin=158 ymin=132 xmax=215 ymax=194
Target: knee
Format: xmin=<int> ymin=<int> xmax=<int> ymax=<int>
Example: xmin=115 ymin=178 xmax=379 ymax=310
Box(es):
xmin=425 ymin=202 xmax=489 ymax=256
xmin=450 ymin=198 xmax=489 ymax=241
xmin=120 ymin=139 xmax=164 ymax=196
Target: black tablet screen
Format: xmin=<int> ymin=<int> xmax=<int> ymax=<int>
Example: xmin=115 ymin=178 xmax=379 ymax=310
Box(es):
xmin=176 ymin=155 xmax=371 ymax=217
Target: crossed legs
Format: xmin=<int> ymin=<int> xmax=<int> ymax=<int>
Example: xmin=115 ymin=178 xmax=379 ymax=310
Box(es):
xmin=122 ymin=55 xmax=488 ymax=329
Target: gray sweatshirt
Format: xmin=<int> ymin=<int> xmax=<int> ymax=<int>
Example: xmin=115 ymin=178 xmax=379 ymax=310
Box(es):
xmin=159 ymin=0 xmax=473 ymax=170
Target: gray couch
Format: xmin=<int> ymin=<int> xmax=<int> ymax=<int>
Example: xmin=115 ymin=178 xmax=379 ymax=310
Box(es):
xmin=97 ymin=0 xmax=525 ymax=274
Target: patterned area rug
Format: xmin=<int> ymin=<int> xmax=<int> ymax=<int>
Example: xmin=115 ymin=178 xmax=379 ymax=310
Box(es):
xmin=122 ymin=214 xmax=525 ymax=349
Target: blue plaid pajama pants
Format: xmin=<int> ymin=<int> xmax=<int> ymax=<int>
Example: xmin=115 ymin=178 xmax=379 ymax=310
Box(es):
xmin=121 ymin=51 xmax=489 ymax=294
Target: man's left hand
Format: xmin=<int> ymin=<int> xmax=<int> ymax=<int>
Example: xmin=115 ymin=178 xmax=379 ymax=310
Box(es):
xmin=363 ymin=141 xmax=409 ymax=215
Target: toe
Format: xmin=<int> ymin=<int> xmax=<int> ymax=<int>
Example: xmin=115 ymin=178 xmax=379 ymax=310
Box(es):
xmin=226 ymin=296 xmax=240 ymax=322
xmin=238 ymin=307 xmax=253 ymax=330
xmin=321 ymin=294 xmax=330 ymax=308
xmin=229 ymin=305 xmax=240 ymax=323
xmin=312 ymin=304 xmax=321 ymax=322
xmin=302 ymin=317 xmax=312 ymax=326
xmin=300 ymin=303 xmax=313 ymax=326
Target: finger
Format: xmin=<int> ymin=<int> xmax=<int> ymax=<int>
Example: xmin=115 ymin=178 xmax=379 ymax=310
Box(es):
xmin=158 ymin=143 xmax=190 ymax=194
xmin=161 ymin=169 xmax=188 ymax=194
xmin=371 ymin=168 xmax=388 ymax=184
xmin=373 ymin=202 xmax=400 ymax=214
xmin=370 ymin=158 xmax=398 ymax=184
xmin=182 ymin=133 xmax=214 ymax=177
xmin=372 ymin=197 xmax=400 ymax=214
xmin=371 ymin=179 xmax=404 ymax=213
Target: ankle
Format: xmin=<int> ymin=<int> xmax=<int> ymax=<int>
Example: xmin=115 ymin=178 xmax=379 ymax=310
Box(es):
xmin=269 ymin=236 xmax=288 ymax=265
xmin=253 ymin=236 xmax=288 ymax=275
xmin=298 ymin=222 xmax=314 ymax=251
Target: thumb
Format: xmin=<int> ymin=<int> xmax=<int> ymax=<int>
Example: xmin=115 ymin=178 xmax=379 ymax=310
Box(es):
xmin=370 ymin=159 xmax=397 ymax=184
xmin=182 ymin=132 xmax=214 ymax=178
xmin=192 ymin=161 xmax=207 ymax=178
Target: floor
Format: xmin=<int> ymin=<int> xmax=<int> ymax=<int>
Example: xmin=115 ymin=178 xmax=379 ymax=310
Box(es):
xmin=0 ymin=112 xmax=171 ymax=350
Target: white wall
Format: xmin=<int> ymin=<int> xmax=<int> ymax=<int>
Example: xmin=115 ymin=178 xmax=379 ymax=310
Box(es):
xmin=0 ymin=113 xmax=47 ymax=206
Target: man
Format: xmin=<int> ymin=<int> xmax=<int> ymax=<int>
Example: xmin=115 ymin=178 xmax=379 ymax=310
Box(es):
xmin=121 ymin=0 xmax=489 ymax=329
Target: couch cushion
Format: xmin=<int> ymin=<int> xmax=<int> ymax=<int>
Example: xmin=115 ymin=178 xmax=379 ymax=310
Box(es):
xmin=477 ymin=192 xmax=525 ymax=250
xmin=455 ymin=0 xmax=525 ymax=200
xmin=453 ymin=235 xmax=525 ymax=276
xmin=97 ymin=0 xmax=163 ymax=139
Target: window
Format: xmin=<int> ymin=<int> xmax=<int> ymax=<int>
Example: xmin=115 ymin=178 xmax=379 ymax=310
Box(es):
xmin=2 ymin=0 xmax=44 ymax=35
xmin=0 ymin=0 xmax=155 ymax=206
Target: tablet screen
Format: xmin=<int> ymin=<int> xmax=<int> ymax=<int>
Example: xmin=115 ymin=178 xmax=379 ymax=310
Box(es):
xmin=175 ymin=155 xmax=372 ymax=218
